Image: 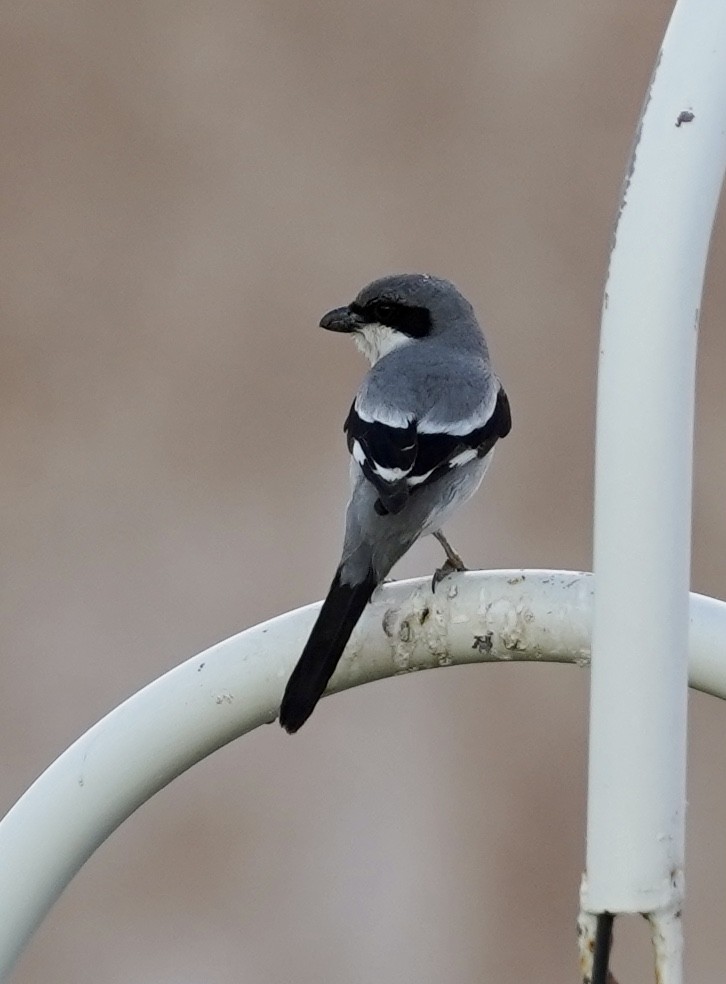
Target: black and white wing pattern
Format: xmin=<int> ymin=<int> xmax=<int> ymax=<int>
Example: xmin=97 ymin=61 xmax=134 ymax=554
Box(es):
xmin=344 ymin=385 xmax=511 ymax=516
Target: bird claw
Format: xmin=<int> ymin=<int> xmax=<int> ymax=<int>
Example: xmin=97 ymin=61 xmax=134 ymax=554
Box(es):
xmin=431 ymin=558 xmax=467 ymax=592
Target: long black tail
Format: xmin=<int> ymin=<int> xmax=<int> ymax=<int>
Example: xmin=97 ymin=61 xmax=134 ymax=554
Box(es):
xmin=279 ymin=567 xmax=378 ymax=733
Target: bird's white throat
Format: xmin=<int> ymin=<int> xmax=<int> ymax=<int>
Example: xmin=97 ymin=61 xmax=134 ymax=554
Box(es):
xmin=354 ymin=322 xmax=413 ymax=364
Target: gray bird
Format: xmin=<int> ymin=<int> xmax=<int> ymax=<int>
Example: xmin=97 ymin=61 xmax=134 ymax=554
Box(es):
xmin=279 ymin=273 xmax=511 ymax=733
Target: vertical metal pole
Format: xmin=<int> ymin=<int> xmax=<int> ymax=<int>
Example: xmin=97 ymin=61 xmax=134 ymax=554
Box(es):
xmin=583 ymin=0 xmax=726 ymax=979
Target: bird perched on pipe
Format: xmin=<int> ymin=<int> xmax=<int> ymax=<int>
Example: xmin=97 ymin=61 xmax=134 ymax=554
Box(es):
xmin=279 ymin=273 xmax=511 ymax=733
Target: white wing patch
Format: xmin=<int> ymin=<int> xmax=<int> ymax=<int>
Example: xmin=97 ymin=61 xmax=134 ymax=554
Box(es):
xmin=406 ymin=468 xmax=436 ymax=486
xmin=449 ymin=448 xmax=478 ymax=467
xmin=352 ymin=440 xmax=367 ymax=467
xmin=372 ymin=464 xmax=410 ymax=482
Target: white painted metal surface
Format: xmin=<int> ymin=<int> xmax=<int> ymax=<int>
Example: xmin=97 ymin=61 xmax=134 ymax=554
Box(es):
xmin=586 ymin=1 xmax=726 ymax=960
xmin=2 ymin=569 xmax=726 ymax=980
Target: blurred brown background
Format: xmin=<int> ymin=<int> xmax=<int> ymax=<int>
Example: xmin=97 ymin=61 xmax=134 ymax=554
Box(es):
xmin=2 ymin=1 xmax=726 ymax=981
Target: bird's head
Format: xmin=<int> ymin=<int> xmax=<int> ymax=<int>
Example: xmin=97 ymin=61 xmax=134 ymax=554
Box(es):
xmin=319 ymin=273 xmax=480 ymax=364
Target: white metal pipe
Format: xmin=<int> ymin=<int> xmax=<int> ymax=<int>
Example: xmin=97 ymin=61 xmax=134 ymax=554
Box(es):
xmin=649 ymin=898 xmax=685 ymax=984
xmin=586 ymin=0 xmax=726 ymax=925
xmin=2 ymin=570 xmax=726 ymax=979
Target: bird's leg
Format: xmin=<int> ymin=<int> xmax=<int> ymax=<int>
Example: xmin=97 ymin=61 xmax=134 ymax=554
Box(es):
xmin=433 ymin=530 xmax=467 ymax=569
xmin=431 ymin=530 xmax=467 ymax=590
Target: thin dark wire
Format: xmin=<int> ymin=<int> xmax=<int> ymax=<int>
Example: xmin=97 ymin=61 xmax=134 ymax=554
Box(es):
xmin=592 ymin=912 xmax=614 ymax=984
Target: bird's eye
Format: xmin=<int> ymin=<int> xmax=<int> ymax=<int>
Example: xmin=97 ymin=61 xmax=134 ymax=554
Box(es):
xmin=372 ymin=301 xmax=395 ymax=323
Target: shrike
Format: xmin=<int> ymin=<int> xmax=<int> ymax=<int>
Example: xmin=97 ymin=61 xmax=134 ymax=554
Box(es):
xmin=279 ymin=273 xmax=511 ymax=733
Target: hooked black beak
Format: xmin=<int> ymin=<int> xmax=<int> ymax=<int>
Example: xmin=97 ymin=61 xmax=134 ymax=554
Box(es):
xmin=319 ymin=306 xmax=364 ymax=333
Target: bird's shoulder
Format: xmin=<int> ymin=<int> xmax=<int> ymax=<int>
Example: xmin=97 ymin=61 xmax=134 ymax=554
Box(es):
xmin=356 ymin=342 xmax=498 ymax=429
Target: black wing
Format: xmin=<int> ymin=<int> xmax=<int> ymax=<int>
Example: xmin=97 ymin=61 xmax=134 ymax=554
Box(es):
xmin=344 ymin=405 xmax=416 ymax=514
xmin=344 ymin=385 xmax=511 ymax=516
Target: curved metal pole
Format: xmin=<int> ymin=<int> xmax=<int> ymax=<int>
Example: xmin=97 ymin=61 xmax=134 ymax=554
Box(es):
xmin=1 ymin=569 xmax=726 ymax=979
xmin=585 ymin=0 xmax=726 ymax=979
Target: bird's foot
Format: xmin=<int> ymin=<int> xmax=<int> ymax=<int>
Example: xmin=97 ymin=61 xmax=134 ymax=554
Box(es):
xmin=431 ymin=556 xmax=467 ymax=592
xmin=431 ymin=529 xmax=467 ymax=579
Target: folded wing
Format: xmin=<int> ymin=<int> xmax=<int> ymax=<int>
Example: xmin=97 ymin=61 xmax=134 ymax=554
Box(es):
xmin=345 ymin=385 xmax=511 ymax=516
